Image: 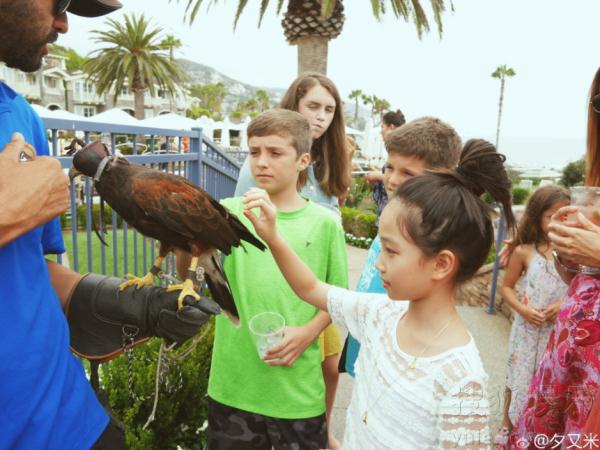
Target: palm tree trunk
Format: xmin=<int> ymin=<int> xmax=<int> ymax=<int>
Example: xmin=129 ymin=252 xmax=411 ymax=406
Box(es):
xmin=133 ymin=89 xmax=145 ymax=119
xmin=495 ymin=78 xmax=505 ymax=149
xmin=296 ymin=36 xmax=329 ymax=74
xmin=354 ymin=99 xmax=359 ymax=126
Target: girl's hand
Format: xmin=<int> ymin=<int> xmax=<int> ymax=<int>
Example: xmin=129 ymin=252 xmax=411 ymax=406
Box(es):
xmin=517 ymin=304 xmax=546 ymax=328
xmin=498 ymin=239 xmax=515 ymax=267
xmin=541 ymin=301 xmax=561 ymax=322
xmin=548 ymin=210 xmax=600 ymax=268
xmin=242 ymin=188 xmax=278 ymax=245
xmin=263 ymin=326 xmax=316 ymax=367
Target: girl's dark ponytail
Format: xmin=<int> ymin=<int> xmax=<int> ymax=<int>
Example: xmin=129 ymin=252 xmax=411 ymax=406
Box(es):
xmin=391 ymin=139 xmax=516 ymax=283
xmin=453 ymin=139 xmax=516 ymax=234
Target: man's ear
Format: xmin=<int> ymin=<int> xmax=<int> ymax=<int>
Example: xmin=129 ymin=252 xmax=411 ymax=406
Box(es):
xmin=431 ymin=249 xmax=457 ymax=281
xmin=297 ymin=152 xmax=310 ymax=171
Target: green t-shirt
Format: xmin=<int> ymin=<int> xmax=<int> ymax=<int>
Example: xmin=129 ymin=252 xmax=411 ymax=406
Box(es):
xmin=208 ymin=197 xmax=348 ymax=419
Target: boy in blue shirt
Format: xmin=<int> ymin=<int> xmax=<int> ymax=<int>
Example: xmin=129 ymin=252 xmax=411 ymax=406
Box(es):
xmin=343 ymin=117 xmax=462 ymax=376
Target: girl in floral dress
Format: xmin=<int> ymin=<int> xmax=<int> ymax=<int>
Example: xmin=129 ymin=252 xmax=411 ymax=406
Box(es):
xmin=494 ymin=186 xmax=570 ymax=447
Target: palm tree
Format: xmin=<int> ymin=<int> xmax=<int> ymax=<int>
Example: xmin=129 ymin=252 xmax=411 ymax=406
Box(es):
xmin=372 ymin=96 xmax=391 ymax=122
xmin=174 ymin=0 xmax=450 ymax=74
xmin=159 ymin=34 xmax=183 ymax=110
xmin=84 ymin=14 xmax=187 ymax=119
xmin=160 ymin=34 xmax=182 ymax=62
xmin=349 ymin=89 xmax=363 ymax=126
xmin=491 ymin=64 xmax=516 ymax=149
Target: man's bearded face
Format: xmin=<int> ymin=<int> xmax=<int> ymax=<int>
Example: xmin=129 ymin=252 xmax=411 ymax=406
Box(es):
xmin=0 ymin=0 xmax=59 ymax=72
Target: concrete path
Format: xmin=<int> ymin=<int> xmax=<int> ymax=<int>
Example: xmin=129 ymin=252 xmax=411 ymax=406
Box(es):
xmin=330 ymin=245 xmax=511 ymax=443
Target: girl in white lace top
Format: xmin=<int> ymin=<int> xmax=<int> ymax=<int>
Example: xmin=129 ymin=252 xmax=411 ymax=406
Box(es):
xmin=243 ymin=139 xmax=516 ymax=449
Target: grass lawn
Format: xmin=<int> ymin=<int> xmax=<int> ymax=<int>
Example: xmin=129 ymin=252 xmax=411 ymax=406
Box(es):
xmin=61 ymin=228 xmax=176 ymax=278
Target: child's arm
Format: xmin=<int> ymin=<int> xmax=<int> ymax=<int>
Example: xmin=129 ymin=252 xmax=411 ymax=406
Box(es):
xmin=500 ymin=246 xmax=545 ymax=328
xmin=243 ymin=189 xmax=330 ymax=311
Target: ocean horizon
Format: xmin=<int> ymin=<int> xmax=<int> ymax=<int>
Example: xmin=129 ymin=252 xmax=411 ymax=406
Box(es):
xmin=477 ymin=135 xmax=586 ymax=170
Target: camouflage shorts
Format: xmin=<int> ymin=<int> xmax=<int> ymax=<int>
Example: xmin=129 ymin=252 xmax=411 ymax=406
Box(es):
xmin=207 ymin=397 xmax=327 ymax=450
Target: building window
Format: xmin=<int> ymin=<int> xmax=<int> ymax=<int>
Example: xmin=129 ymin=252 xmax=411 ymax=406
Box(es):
xmin=46 ymin=77 xmax=57 ymax=88
xmin=27 ymin=74 xmax=37 ymax=85
xmin=83 ymin=107 xmax=95 ymax=117
xmin=84 ymin=82 xmax=94 ymax=94
xmin=121 ymin=86 xmax=128 ymax=95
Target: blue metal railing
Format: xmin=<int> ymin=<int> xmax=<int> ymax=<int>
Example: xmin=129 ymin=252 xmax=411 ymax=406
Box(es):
xmin=487 ymin=205 xmax=506 ymax=314
xmin=44 ymin=117 xmax=240 ymax=278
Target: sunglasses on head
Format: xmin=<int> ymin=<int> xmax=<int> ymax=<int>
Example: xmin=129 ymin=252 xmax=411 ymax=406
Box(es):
xmin=55 ymin=0 xmax=71 ymax=16
xmin=591 ymin=93 xmax=600 ymax=114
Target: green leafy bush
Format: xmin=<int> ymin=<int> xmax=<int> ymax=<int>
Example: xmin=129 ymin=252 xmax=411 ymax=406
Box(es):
xmin=101 ymin=322 xmax=214 ymax=450
xmin=341 ymin=207 xmax=377 ymax=240
xmin=61 ymin=204 xmax=124 ymax=230
xmin=483 ymin=188 xmax=530 ymax=206
xmin=512 ymin=187 xmax=530 ymax=205
xmin=485 ymin=243 xmax=497 ymax=265
xmin=560 ymin=158 xmax=585 ymax=187
xmin=344 ymin=177 xmax=371 ymax=209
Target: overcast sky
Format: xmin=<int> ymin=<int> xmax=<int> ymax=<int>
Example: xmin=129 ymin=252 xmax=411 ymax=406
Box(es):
xmin=60 ymin=0 xmax=599 ymax=168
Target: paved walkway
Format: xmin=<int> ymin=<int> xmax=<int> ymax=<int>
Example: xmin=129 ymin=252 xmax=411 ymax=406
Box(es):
xmin=330 ymin=245 xmax=512 ymax=443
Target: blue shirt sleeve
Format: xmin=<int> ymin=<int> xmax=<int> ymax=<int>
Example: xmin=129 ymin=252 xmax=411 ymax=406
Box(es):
xmin=30 ymin=108 xmax=65 ymax=255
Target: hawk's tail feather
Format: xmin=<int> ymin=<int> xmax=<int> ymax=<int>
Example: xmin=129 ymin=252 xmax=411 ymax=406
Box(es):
xmin=202 ymin=254 xmax=240 ymax=327
xmin=228 ymin=214 xmax=266 ymax=252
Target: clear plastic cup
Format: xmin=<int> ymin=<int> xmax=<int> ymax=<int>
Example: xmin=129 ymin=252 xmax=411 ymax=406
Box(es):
xmin=570 ymin=187 xmax=600 ymax=226
xmin=248 ymin=312 xmax=285 ymax=359
xmin=569 ymin=186 xmax=600 ymax=274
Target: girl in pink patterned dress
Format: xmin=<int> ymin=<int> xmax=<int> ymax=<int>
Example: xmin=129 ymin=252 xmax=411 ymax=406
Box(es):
xmin=505 ymin=66 xmax=600 ymax=450
xmin=494 ymin=186 xmax=570 ymax=447
xmin=506 ymin=274 xmax=600 ymax=449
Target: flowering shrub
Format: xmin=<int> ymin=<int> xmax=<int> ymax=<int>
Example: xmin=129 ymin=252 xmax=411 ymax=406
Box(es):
xmin=340 ymin=207 xmax=377 ymax=240
xmin=345 ymin=232 xmax=373 ymax=249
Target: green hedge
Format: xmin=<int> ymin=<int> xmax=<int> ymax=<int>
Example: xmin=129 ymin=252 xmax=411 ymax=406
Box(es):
xmin=61 ymin=204 xmax=124 ymax=230
xmin=482 ymin=187 xmax=530 ymax=206
xmin=512 ymin=187 xmax=530 ymax=205
xmin=340 ymin=207 xmax=377 ymax=240
xmin=344 ymin=177 xmax=372 ymax=209
xmin=101 ymin=322 xmax=214 ymax=449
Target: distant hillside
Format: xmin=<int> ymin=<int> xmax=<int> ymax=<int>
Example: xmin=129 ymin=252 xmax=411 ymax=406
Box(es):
xmin=178 ymin=58 xmax=285 ymax=111
xmin=178 ymin=58 xmax=372 ymax=126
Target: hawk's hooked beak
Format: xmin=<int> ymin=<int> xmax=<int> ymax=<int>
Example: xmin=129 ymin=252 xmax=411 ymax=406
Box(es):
xmin=69 ymin=167 xmax=81 ymax=181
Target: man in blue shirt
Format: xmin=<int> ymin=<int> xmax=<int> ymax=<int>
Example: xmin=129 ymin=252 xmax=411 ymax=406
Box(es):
xmin=0 ymin=1 xmax=214 ymax=448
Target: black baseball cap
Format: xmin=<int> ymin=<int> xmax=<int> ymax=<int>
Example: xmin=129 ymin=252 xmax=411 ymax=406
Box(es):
xmin=67 ymin=0 xmax=123 ymax=17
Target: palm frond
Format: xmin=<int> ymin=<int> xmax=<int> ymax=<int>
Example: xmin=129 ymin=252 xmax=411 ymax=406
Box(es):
xmin=233 ymin=0 xmax=250 ymax=29
xmin=84 ymin=13 xmax=186 ymax=114
xmin=257 ymin=0 xmax=271 ymax=27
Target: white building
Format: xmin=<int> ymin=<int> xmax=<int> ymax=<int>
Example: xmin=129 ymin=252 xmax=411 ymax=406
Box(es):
xmin=0 ymin=54 xmax=192 ymax=118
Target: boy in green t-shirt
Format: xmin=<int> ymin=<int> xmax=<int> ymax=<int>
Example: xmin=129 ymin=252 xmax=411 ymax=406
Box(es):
xmin=207 ymin=109 xmax=348 ymax=449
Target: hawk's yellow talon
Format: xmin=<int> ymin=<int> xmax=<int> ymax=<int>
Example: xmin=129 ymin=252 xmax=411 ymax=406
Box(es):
xmin=166 ymin=279 xmax=200 ymax=309
xmin=119 ymin=272 xmax=155 ymax=291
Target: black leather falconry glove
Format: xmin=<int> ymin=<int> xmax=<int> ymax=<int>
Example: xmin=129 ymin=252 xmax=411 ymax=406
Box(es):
xmin=66 ymin=273 xmax=220 ymax=362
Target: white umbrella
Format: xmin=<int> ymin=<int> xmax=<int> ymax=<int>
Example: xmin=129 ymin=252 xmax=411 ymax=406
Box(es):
xmin=345 ymin=126 xmax=363 ymax=136
xmin=30 ymin=104 xmax=87 ymax=121
xmin=30 ymin=104 xmax=52 ymax=117
xmin=141 ymin=113 xmax=199 ymax=130
xmin=93 ymin=108 xmax=140 ymax=126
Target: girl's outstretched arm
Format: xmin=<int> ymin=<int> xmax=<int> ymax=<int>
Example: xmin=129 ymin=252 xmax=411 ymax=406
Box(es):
xmin=242 ymin=188 xmax=330 ymax=311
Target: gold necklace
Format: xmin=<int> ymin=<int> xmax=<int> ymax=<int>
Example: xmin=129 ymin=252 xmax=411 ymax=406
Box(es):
xmin=361 ymin=316 xmax=455 ymax=426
